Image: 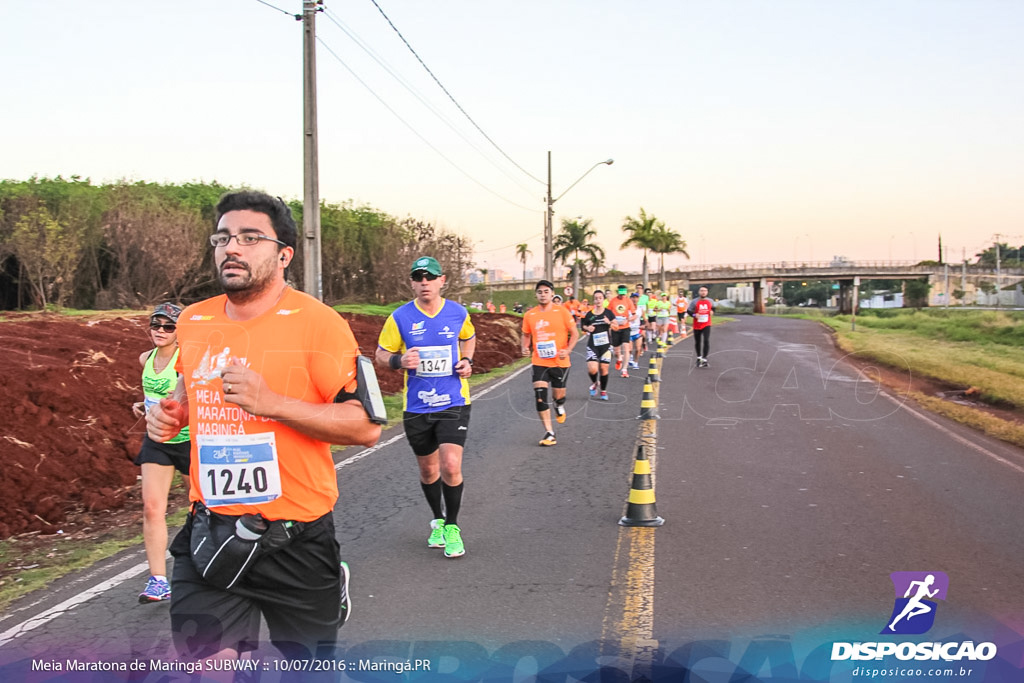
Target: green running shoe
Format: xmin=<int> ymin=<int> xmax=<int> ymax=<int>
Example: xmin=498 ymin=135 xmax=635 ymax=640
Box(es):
xmin=428 ymin=519 xmax=446 ymax=548
xmin=339 ymin=561 xmax=352 ymax=626
xmin=443 ymin=524 xmax=465 ymax=558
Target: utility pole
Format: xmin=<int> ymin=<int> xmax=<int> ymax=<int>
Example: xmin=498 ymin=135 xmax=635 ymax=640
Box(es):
xmin=944 ymin=262 xmax=949 ymax=308
xmin=961 ymin=248 xmax=967 ymax=306
xmin=995 ymin=237 xmax=1001 ymax=308
xmin=302 ymin=0 xmax=323 ymax=300
xmin=544 ymin=151 xmax=553 ymax=282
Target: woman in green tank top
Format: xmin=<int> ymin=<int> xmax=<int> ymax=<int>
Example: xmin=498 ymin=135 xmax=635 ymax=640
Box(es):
xmin=132 ymin=303 xmax=191 ymax=603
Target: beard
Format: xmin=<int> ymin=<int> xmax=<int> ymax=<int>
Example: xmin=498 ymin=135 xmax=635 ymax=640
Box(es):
xmin=217 ymin=257 xmax=279 ymax=304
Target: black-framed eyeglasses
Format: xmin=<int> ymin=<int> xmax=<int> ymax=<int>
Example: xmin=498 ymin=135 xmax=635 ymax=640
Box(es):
xmin=411 ymin=271 xmax=440 ymax=282
xmin=209 ymin=233 xmax=287 ymax=248
xmin=150 ymin=323 xmax=177 ymax=333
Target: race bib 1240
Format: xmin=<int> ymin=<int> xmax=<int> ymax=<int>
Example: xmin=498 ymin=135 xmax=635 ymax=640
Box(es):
xmin=197 ymin=432 xmax=281 ymax=506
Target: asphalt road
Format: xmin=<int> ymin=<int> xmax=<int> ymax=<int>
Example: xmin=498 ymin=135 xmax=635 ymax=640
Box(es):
xmin=1 ymin=315 xmax=1022 ymax=682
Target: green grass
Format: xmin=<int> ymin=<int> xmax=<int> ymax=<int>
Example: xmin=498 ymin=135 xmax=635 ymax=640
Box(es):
xmin=771 ymin=309 xmax=1024 ymax=408
xmin=332 ymin=302 xmax=405 ymax=317
xmin=765 ymin=307 xmax=1024 ymax=449
xmin=0 ymin=490 xmax=190 ymax=614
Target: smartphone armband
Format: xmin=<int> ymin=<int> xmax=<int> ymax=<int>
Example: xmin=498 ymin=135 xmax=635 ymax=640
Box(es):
xmin=356 ymin=355 xmax=388 ymax=425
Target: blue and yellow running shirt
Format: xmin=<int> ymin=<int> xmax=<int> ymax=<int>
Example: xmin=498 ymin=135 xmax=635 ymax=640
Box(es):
xmin=377 ymin=299 xmax=476 ymax=413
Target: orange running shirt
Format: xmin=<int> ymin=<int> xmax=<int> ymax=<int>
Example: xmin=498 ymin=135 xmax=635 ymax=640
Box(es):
xmin=175 ymin=288 xmax=359 ymax=522
xmin=607 ymin=295 xmax=636 ymax=330
xmin=522 ymin=304 xmax=575 ymax=368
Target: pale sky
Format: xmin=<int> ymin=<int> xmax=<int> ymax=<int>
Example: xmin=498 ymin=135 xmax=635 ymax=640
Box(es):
xmin=2 ymin=0 xmax=1022 ymax=275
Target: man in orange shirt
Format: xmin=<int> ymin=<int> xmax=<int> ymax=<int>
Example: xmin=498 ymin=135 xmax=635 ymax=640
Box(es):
xmin=147 ymin=191 xmax=381 ymax=663
xmin=607 ymin=284 xmax=637 ymax=378
xmin=521 ymin=280 xmax=579 ymax=446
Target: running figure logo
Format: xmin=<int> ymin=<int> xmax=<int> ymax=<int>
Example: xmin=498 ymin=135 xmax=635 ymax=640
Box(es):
xmin=881 ymin=571 xmax=949 ymax=635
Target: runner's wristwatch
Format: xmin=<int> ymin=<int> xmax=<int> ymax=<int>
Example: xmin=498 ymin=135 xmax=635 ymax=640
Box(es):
xmin=461 ymin=357 xmax=474 ymax=366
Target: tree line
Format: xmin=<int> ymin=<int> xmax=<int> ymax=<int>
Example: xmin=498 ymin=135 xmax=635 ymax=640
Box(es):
xmin=0 ymin=177 xmax=472 ymax=310
xmin=517 ymin=207 xmax=689 ymax=295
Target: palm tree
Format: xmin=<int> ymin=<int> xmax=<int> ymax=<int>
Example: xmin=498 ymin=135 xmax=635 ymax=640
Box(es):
xmin=553 ymin=218 xmax=605 ymax=295
xmin=620 ymin=208 xmax=661 ymax=289
xmin=515 ymin=243 xmax=531 ymax=286
xmin=649 ymin=224 xmax=689 ymax=291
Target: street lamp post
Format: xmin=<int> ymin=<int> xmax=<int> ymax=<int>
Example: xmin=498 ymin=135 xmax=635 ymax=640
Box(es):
xmin=544 ymin=152 xmax=614 ymax=281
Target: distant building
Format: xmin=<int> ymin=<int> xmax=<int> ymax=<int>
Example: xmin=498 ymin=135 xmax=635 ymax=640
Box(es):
xmin=726 ymin=284 xmax=754 ymax=303
xmin=860 ymin=291 xmax=903 ymax=308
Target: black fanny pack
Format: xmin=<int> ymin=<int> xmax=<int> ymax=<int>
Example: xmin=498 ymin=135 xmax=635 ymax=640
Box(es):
xmin=189 ymin=502 xmax=307 ymax=590
xmin=188 ymin=502 xmax=263 ymax=589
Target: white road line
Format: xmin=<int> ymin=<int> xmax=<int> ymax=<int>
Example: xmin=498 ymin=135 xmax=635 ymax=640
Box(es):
xmin=334 ymin=432 xmax=406 ymax=471
xmin=334 ymin=363 xmax=530 ymax=471
xmin=884 ymin=392 xmax=1024 ymax=475
xmin=0 ymin=561 xmax=149 ymax=647
xmin=0 ymin=365 xmax=533 ymax=648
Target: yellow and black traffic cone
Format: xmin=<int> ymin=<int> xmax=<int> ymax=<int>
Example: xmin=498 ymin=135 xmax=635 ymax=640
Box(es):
xmin=619 ymin=445 xmax=664 ymax=527
xmin=638 ymin=382 xmax=659 ymax=420
xmin=647 ymin=355 xmax=661 ymax=383
xmin=655 ymin=339 xmax=664 ymax=360
xmin=667 ymin=329 xmax=675 ymax=346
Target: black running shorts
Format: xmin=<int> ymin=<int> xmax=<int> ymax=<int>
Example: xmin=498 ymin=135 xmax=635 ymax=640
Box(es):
xmin=403 ymin=405 xmax=472 ymax=456
xmin=585 ymin=345 xmax=613 ymax=364
xmin=169 ymin=510 xmax=342 ymax=659
xmin=532 ymin=364 xmax=570 ymax=388
xmin=134 ymin=435 xmax=191 ymax=476
xmin=610 ymin=329 xmax=631 ymax=347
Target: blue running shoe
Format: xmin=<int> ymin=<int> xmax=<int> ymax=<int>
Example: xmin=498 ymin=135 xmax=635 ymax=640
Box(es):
xmin=139 ymin=576 xmax=171 ymax=603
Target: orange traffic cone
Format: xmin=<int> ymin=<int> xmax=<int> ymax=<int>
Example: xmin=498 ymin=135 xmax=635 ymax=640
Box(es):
xmin=619 ymin=445 xmax=665 ymax=527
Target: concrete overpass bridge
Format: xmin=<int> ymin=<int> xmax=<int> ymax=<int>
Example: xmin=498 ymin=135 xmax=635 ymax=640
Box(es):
xmin=475 ymin=261 xmax=1022 ymax=313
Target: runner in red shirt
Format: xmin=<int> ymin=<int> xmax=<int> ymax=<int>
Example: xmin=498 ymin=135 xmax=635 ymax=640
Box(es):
xmin=686 ymin=286 xmax=716 ymax=367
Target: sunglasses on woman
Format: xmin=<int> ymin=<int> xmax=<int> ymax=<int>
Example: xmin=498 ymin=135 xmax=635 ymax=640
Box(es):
xmin=150 ymin=323 xmax=177 ymax=333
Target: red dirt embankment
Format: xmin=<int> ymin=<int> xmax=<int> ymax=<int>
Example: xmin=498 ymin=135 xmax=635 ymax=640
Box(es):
xmin=0 ymin=310 xmax=523 ymax=539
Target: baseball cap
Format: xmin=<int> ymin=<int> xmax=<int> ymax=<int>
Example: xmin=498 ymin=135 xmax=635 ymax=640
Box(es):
xmin=150 ymin=302 xmax=182 ymax=323
xmin=630 ymin=292 xmax=639 ymax=298
xmin=617 ymin=285 xmax=628 ymax=293
xmin=536 ymin=279 xmax=555 ymax=291
xmin=410 ymin=256 xmax=443 ymax=276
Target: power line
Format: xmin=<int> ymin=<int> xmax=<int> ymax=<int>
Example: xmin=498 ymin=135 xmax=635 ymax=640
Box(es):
xmin=316 ymin=36 xmax=541 ymax=213
xmin=320 ymin=7 xmax=538 ymax=200
xmin=476 ymin=232 xmax=545 ymax=254
xmin=253 ymin=0 xmax=298 ymax=19
xmin=365 ymin=0 xmax=545 ymax=186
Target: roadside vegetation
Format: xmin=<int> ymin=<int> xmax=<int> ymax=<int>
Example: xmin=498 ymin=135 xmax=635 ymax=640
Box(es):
xmin=0 ymin=177 xmax=474 ymax=310
xmin=777 ymin=308 xmax=1024 ymax=446
xmin=0 ymin=303 xmax=528 ymax=611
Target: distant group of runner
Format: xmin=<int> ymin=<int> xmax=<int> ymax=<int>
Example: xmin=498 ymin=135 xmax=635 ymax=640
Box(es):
xmin=132 ymin=190 xmax=718 ymax=666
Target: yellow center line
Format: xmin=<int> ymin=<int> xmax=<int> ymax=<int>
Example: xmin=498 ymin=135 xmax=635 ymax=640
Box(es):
xmin=600 ymin=360 xmax=664 ymax=678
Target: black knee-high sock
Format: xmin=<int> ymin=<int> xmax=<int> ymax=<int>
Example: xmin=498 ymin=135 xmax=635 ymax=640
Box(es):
xmin=442 ymin=482 xmax=464 ymax=526
xmin=600 ymin=373 xmax=609 ymax=390
xmin=421 ymin=478 xmax=444 ymax=519
xmin=588 ymin=370 xmax=598 ymax=384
